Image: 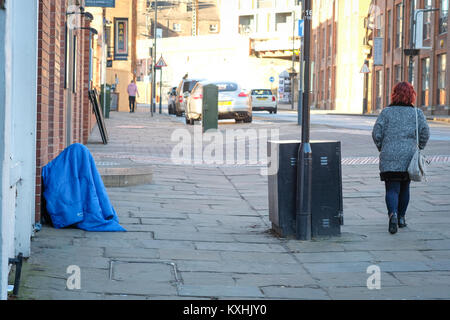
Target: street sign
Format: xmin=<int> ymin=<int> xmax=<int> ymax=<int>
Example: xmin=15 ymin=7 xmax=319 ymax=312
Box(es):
xmin=360 ymin=63 xmax=370 ymax=74
xmin=269 ymin=76 xmax=275 ymax=83
xmin=85 ymin=0 xmax=115 ymax=7
xmin=155 ymin=56 xmax=167 ymax=68
xmin=373 ymin=37 xmax=383 ymax=66
xmin=298 ymin=19 xmax=304 ymax=37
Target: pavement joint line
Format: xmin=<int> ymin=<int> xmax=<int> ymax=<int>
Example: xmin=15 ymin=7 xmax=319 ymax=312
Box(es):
xmin=93 ymin=152 xmax=450 ymax=167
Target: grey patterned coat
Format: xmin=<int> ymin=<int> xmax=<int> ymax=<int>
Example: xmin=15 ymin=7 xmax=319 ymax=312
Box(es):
xmin=372 ymin=105 xmax=430 ymax=173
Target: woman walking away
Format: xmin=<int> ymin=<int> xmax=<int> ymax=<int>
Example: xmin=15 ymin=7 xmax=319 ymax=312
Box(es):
xmin=372 ymin=82 xmax=430 ymax=234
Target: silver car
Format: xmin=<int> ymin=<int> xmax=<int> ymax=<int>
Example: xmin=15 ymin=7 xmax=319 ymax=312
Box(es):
xmin=185 ymin=81 xmax=252 ymax=125
xmin=250 ymin=89 xmax=277 ymax=114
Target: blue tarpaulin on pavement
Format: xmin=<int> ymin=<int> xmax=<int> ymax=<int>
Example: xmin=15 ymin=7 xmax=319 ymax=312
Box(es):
xmin=42 ymin=143 xmax=126 ymax=232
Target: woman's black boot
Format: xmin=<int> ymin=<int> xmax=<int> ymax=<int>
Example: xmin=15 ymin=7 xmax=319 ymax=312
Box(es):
xmin=389 ymin=213 xmax=398 ymax=234
xmin=398 ymin=216 xmax=407 ymax=228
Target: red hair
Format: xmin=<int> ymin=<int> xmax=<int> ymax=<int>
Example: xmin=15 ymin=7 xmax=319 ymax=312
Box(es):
xmin=391 ymin=81 xmax=416 ymax=106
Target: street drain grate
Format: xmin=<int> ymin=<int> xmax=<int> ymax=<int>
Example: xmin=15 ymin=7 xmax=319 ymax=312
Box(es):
xmin=108 ymin=260 xmax=181 ymax=285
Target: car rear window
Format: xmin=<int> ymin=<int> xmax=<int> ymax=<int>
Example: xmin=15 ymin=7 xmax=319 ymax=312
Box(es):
xmin=251 ymin=89 xmax=272 ymax=95
xmin=183 ymin=81 xmax=199 ymax=93
xmin=214 ymin=82 xmax=238 ymax=92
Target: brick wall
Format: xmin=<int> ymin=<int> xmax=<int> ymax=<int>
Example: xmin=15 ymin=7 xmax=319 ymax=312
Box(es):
xmin=36 ymin=0 xmax=51 ymax=222
xmin=35 ymin=0 xmax=97 ymax=222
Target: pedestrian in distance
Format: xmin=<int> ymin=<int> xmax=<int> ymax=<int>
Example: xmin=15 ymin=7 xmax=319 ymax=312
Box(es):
xmin=372 ymin=81 xmax=430 ymax=234
xmin=127 ymin=79 xmax=139 ymax=113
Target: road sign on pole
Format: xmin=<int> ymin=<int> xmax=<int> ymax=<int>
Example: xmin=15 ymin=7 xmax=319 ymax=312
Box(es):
xmin=155 ymin=56 xmax=167 ymax=68
xmin=360 ymin=63 xmax=370 ymax=73
xmin=298 ymin=19 xmax=304 ymax=37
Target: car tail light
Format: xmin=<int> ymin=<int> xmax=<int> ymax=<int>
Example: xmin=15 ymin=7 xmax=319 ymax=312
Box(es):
xmin=179 ymin=96 xmax=183 ymax=103
xmin=272 ymin=96 xmax=276 ymax=102
xmin=238 ymin=92 xmax=248 ymax=97
xmin=193 ymin=94 xmax=203 ymax=100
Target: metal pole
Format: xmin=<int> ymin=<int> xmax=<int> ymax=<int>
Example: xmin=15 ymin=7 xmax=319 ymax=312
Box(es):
xmin=298 ymin=35 xmax=303 ymax=125
xmin=159 ymin=66 xmax=162 ymax=113
xmin=363 ymin=60 xmax=369 ymax=114
xmin=400 ymin=0 xmax=405 ymax=82
xmin=291 ymin=10 xmax=296 ymax=110
xmin=151 ymin=1 xmax=158 ymax=114
xmin=296 ymin=0 xmax=312 ymax=240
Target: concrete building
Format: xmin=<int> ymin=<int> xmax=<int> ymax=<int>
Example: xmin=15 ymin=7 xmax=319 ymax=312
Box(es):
xmin=138 ymin=0 xmax=221 ymax=38
xmin=0 ymin=0 xmax=99 ymax=299
xmin=308 ymin=0 xmax=372 ymax=113
xmin=366 ymin=0 xmax=449 ymax=115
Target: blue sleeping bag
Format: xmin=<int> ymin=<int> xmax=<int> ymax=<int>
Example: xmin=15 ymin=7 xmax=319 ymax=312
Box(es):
xmin=42 ymin=143 xmax=126 ymax=232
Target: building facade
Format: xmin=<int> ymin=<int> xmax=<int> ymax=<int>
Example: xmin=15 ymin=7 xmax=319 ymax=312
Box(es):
xmin=219 ymin=0 xmax=303 ymax=103
xmin=138 ymin=0 xmax=220 ymax=39
xmin=367 ymin=0 xmax=449 ymax=115
xmin=1 ymin=0 xmax=99 ymax=299
xmin=308 ymin=0 xmax=372 ymax=113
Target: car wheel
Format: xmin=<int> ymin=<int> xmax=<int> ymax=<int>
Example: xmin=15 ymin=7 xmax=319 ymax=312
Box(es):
xmin=243 ymin=115 xmax=252 ymax=123
xmin=269 ymin=110 xmax=273 ymax=114
xmin=274 ymin=109 xmax=277 ymax=114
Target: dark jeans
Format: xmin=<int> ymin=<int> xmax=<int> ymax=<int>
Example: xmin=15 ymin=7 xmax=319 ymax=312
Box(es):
xmin=385 ymin=180 xmax=411 ymax=217
xmin=129 ymin=96 xmax=136 ymax=112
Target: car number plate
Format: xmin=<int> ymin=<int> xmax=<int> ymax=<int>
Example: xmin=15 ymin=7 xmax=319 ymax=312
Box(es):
xmin=218 ymin=101 xmax=232 ymax=106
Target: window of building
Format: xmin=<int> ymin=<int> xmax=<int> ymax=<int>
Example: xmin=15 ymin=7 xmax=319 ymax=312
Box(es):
xmin=320 ymin=70 xmax=324 ymax=102
xmin=438 ymin=54 xmax=447 ymax=105
xmin=275 ymin=12 xmax=291 ymax=32
xmin=424 ymin=0 xmax=432 ymax=40
xmin=239 ymin=0 xmax=254 ymax=10
xmin=72 ymin=35 xmax=77 ymax=94
xmin=327 ymin=68 xmax=331 ymax=100
xmin=313 ymin=34 xmax=317 ymax=61
xmin=394 ymin=64 xmax=402 ymax=84
xmin=322 ymin=27 xmax=325 ymax=59
xmin=327 ymin=24 xmax=332 ymax=57
xmin=173 ymin=23 xmax=181 ymax=32
xmin=440 ymin=0 xmax=449 ymax=34
xmin=395 ymin=4 xmax=403 ymax=48
xmin=376 ymin=13 xmax=384 ymax=37
xmin=239 ymin=15 xmax=255 ymax=34
xmin=257 ymin=0 xmax=272 ymax=9
xmin=209 ymin=24 xmax=218 ymax=32
xmin=386 ymin=67 xmax=390 ymax=106
xmin=376 ymin=70 xmax=383 ymax=110
xmin=387 ymin=10 xmax=392 ymax=52
xmin=409 ymin=60 xmax=416 ymax=87
xmin=410 ymin=0 xmax=417 ymax=47
xmin=421 ymin=57 xmax=431 ymax=106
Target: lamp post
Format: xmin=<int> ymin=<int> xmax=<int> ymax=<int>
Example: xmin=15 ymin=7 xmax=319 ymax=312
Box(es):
xmin=405 ymin=8 xmax=439 ymax=83
xmin=296 ymin=0 xmax=312 ymax=240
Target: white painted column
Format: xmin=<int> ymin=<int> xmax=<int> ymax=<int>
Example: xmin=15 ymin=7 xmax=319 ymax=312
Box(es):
xmin=11 ymin=0 xmax=38 ymax=258
xmin=0 ymin=0 xmax=38 ymax=300
xmin=0 ymin=0 xmax=15 ymax=301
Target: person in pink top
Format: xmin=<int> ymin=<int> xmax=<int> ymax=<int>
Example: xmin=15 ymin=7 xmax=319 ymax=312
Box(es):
xmin=127 ymin=79 xmax=139 ymax=113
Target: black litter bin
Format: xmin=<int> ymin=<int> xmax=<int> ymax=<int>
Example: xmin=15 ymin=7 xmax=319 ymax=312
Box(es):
xmin=268 ymin=140 xmax=343 ymax=238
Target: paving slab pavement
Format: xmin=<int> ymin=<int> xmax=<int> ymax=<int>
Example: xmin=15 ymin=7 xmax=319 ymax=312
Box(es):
xmin=16 ymin=111 xmax=450 ymax=300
